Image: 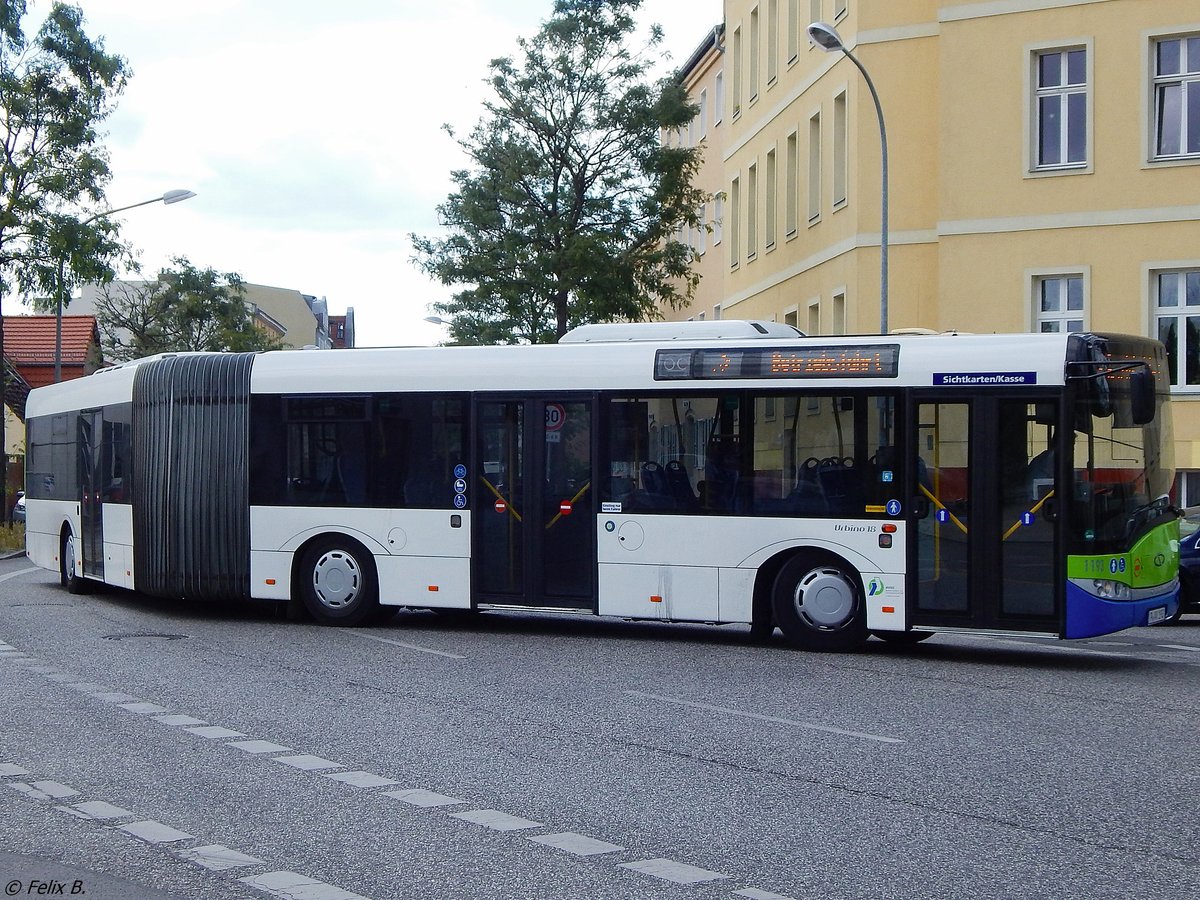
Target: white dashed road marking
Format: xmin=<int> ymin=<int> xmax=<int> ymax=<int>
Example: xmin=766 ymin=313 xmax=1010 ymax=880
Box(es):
xmin=240 ymin=870 xmax=370 ymax=900
xmin=450 ymin=809 xmax=543 ymax=831
xmin=227 ymin=739 xmax=292 ymax=754
xmin=7 ymin=780 xmax=79 ymax=801
xmin=153 ymin=714 xmax=207 ymax=726
xmin=120 ymin=701 xmax=169 ymax=714
xmin=735 ymin=888 xmax=800 ymax=900
xmin=383 ymin=788 xmax=466 ymax=808
xmin=118 ymin=819 xmax=194 ymax=844
xmin=71 ymin=800 xmax=133 ymax=820
xmin=529 ymin=831 xmax=625 ymax=856
xmin=625 ymin=690 xmax=905 ymax=744
xmin=178 ymin=844 xmax=265 ymax=871
xmin=272 ymin=754 xmax=343 ymax=771
xmin=345 ymin=630 xmax=468 ymax=660
xmin=322 ymin=770 xmax=400 ymax=788
xmin=0 ymin=763 xmax=31 ymax=777
xmin=185 ymin=725 xmax=247 ymax=739
xmin=618 ymin=858 xmax=730 ymax=885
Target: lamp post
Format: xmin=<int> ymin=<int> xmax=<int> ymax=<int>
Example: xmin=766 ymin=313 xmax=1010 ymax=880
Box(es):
xmin=54 ymin=189 xmax=196 ymax=382
xmin=808 ymin=21 xmax=889 ymax=336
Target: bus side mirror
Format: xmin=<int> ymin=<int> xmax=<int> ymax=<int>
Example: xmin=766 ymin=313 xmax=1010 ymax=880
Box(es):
xmin=1130 ymin=364 xmax=1155 ymax=426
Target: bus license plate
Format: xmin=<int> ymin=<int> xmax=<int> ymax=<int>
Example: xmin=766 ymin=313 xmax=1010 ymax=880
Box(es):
xmin=1147 ymin=606 xmax=1167 ymax=625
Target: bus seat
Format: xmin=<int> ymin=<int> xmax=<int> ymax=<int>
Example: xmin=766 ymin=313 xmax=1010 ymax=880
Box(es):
xmin=637 ymin=461 xmax=675 ymax=509
xmin=664 ymin=459 xmax=698 ymax=509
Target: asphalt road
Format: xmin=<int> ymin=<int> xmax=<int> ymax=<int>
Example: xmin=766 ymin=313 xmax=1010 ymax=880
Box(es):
xmin=1 ymin=556 xmax=1198 ymax=900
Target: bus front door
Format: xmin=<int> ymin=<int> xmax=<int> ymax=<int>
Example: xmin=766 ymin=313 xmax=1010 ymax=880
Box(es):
xmin=474 ymin=398 xmax=595 ymax=610
xmin=78 ymin=409 xmax=104 ymax=579
xmin=912 ymin=397 xmax=1060 ymax=633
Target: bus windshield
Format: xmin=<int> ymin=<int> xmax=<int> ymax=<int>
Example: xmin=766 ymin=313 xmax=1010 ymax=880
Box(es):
xmin=1072 ymin=367 xmax=1175 ymax=552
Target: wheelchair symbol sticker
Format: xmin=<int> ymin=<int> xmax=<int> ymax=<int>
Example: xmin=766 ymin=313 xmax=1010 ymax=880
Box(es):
xmin=886 ymin=499 xmax=902 ymax=516
xmin=453 ymin=494 xmax=467 ymax=509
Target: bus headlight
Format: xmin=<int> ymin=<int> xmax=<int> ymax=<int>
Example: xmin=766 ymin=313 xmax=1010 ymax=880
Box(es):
xmin=1092 ymin=580 xmax=1132 ymax=601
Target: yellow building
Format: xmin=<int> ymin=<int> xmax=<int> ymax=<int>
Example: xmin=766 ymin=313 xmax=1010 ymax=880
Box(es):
xmin=673 ymin=0 xmax=1200 ymax=501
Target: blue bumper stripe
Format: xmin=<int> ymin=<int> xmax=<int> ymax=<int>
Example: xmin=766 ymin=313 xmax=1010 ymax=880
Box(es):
xmin=1064 ymin=581 xmax=1180 ymax=639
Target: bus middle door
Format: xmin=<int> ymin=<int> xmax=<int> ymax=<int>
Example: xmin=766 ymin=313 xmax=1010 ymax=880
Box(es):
xmin=78 ymin=408 xmax=105 ymax=579
xmin=474 ymin=398 xmax=595 ymax=610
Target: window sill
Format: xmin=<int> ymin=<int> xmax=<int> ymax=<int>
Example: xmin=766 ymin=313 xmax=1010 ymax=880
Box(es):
xmin=785 ymin=228 xmax=798 ymax=242
xmin=807 ymin=215 xmax=822 ymax=228
xmin=1025 ymin=163 xmax=1092 ymax=179
xmin=1144 ymin=154 xmax=1200 ymax=170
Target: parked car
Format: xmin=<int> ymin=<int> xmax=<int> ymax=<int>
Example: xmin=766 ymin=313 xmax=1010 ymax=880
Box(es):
xmin=11 ymin=490 xmax=24 ymax=524
xmin=1173 ymin=514 xmax=1200 ymax=622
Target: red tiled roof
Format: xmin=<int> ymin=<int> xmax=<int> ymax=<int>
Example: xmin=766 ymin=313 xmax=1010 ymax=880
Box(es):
xmin=3 ymin=315 xmax=99 ymax=366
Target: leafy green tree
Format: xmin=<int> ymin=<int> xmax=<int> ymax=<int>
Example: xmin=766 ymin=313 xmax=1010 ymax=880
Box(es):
xmin=0 ymin=0 xmax=128 ymax=520
xmin=93 ymin=257 xmax=284 ymax=360
xmin=411 ymin=0 xmax=704 ymax=344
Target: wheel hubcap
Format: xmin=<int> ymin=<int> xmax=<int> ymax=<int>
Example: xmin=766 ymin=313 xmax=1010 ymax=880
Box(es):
xmin=794 ymin=566 xmax=856 ymax=629
xmin=312 ymin=550 xmax=361 ymax=610
xmin=64 ymin=537 xmax=76 ymax=580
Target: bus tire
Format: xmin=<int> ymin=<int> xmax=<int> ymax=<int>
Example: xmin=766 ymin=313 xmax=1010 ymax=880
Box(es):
xmin=297 ymin=536 xmax=381 ymax=626
xmin=771 ymin=553 xmax=866 ymax=652
xmin=61 ymin=531 xmax=91 ymax=595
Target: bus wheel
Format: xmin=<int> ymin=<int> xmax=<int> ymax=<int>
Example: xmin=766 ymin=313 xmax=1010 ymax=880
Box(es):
xmin=298 ymin=537 xmax=381 ymax=626
xmin=771 ymin=554 xmax=866 ymax=652
xmin=60 ymin=531 xmax=91 ymax=595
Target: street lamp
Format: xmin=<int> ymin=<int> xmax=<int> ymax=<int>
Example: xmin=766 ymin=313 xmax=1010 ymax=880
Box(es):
xmin=54 ymin=189 xmax=197 ymax=382
xmin=808 ymin=21 xmax=889 ymax=335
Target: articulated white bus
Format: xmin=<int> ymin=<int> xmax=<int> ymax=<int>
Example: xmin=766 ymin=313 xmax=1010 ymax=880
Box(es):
xmin=23 ymin=321 xmax=1180 ymax=651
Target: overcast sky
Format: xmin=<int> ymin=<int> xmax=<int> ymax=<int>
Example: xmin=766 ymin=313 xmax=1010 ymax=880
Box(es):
xmin=33 ymin=0 xmax=723 ymax=346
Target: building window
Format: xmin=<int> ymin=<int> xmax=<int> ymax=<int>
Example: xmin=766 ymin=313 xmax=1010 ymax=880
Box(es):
xmin=785 ymin=131 xmax=799 ymax=237
xmin=807 ymin=300 xmax=821 ymax=335
xmin=714 ymin=194 xmax=724 ymax=245
xmin=1034 ymin=48 xmax=1087 ymax=169
xmin=784 ymin=308 xmax=799 ymax=329
xmin=1153 ymin=35 xmax=1200 ymax=159
xmin=730 ymin=178 xmax=741 ymax=268
xmin=1175 ymin=470 xmax=1200 ymax=507
xmin=831 ymin=290 xmax=846 ymax=335
xmin=749 ymin=8 xmax=760 ymax=103
xmin=1035 ymin=274 xmax=1084 ymax=333
xmin=699 ymin=89 xmax=709 ymax=138
xmin=732 ymin=28 xmax=743 ymax=118
xmin=1154 ymin=269 xmax=1200 ymax=387
xmin=787 ymin=0 xmax=799 ymax=64
xmin=808 ymin=111 xmax=822 ymax=223
xmin=833 ymin=90 xmax=848 ymax=207
xmin=835 ymin=0 xmax=847 ymax=21
xmin=697 ymin=203 xmax=707 ymax=255
xmin=713 ymin=304 xmax=722 ymax=320
xmin=715 ymin=72 xmax=725 ymax=125
xmin=767 ymin=0 xmax=778 ymax=86
xmin=747 ymin=162 xmax=758 ymax=260
xmin=765 ymin=149 xmax=777 ymax=250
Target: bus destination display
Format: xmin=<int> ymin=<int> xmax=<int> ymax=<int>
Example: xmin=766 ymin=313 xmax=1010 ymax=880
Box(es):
xmin=654 ymin=345 xmax=901 ymax=380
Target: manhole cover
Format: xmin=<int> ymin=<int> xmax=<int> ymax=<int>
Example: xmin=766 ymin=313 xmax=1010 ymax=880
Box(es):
xmin=101 ymin=633 xmax=188 ymax=642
